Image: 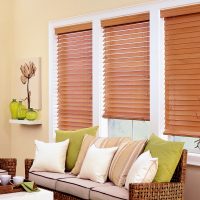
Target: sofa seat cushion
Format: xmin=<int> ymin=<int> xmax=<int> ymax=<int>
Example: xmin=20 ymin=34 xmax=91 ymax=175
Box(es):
xmin=0 ymin=169 xmax=8 ymax=175
xmin=29 ymin=171 xmax=75 ymax=190
xmin=90 ymin=184 xmax=128 ymax=200
xmin=56 ymin=178 xmax=111 ymax=199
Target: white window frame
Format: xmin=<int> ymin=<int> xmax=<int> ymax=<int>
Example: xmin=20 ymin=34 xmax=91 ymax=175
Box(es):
xmin=49 ymin=0 xmax=200 ymax=165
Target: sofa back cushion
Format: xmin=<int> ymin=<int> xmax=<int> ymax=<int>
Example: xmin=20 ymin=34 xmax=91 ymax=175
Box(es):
xmin=56 ymin=126 xmax=98 ymax=171
xmin=144 ymin=134 xmax=184 ymax=182
xmin=108 ymin=139 xmax=146 ymax=187
xmin=94 ymin=137 xmax=130 ymax=148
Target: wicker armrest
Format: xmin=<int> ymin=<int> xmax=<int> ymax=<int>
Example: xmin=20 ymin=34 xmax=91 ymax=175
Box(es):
xmin=129 ymin=182 xmax=184 ymax=200
xmin=25 ymin=159 xmax=34 ymax=180
xmin=0 ymin=158 xmax=17 ymax=177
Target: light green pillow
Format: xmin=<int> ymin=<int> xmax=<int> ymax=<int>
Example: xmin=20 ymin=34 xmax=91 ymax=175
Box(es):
xmin=144 ymin=134 xmax=184 ymax=182
xmin=56 ymin=126 xmax=98 ymax=171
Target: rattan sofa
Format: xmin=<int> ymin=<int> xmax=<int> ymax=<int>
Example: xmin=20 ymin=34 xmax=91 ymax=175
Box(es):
xmin=0 ymin=158 xmax=17 ymax=177
xmin=25 ymin=149 xmax=187 ymax=200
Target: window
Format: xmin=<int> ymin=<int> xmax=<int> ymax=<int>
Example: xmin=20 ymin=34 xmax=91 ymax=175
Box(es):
xmin=55 ymin=23 xmax=93 ymax=130
xmin=102 ymin=13 xmax=150 ymax=120
xmin=50 ymin=0 xmax=200 ymax=161
xmin=162 ymin=5 xmax=200 ymax=138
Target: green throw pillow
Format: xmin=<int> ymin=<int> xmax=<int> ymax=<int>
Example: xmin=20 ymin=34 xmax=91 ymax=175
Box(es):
xmin=144 ymin=134 xmax=184 ymax=182
xmin=56 ymin=126 xmax=98 ymax=171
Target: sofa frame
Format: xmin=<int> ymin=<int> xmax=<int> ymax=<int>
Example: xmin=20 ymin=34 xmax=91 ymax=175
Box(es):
xmin=0 ymin=158 xmax=17 ymax=177
xmin=25 ymin=150 xmax=187 ymax=200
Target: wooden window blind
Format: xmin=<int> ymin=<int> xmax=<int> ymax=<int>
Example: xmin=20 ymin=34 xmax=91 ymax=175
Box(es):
xmin=163 ymin=6 xmax=200 ymax=137
xmin=56 ymin=23 xmax=92 ymax=130
xmin=102 ymin=13 xmax=150 ymax=120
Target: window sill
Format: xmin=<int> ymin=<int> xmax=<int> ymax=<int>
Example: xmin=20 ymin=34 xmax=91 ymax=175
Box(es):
xmin=187 ymin=153 xmax=200 ymax=166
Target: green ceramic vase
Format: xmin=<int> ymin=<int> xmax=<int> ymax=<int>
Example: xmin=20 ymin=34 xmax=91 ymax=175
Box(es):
xmin=17 ymin=101 xmax=27 ymax=120
xmin=26 ymin=108 xmax=38 ymax=121
xmin=9 ymin=99 xmax=19 ymax=119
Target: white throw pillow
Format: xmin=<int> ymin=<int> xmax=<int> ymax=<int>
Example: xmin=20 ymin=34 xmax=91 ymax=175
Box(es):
xmin=30 ymin=139 xmax=69 ymax=173
xmin=78 ymin=144 xmax=118 ymax=183
xmin=125 ymin=150 xmax=158 ymax=189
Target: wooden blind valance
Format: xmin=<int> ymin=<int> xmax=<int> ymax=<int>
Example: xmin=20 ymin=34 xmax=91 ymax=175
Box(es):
xmin=164 ymin=12 xmax=200 ymax=137
xmin=101 ymin=13 xmax=149 ymax=27
xmin=56 ymin=27 xmax=92 ymax=130
xmin=161 ymin=4 xmax=200 ymax=18
xmin=102 ymin=14 xmax=150 ymax=120
xmin=55 ymin=22 xmax=92 ymax=35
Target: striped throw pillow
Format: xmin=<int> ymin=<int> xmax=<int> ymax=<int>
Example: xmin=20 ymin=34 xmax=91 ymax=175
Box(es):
xmin=71 ymin=135 xmax=97 ymax=175
xmin=95 ymin=137 xmax=131 ymax=148
xmin=109 ymin=139 xmax=147 ymax=187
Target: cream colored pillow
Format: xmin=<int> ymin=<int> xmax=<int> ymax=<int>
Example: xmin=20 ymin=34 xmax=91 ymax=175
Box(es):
xmin=125 ymin=150 xmax=158 ymax=189
xmin=30 ymin=139 xmax=69 ymax=173
xmin=78 ymin=144 xmax=118 ymax=183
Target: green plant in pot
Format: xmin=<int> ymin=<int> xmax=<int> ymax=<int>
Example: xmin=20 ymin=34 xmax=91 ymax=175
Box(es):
xmin=26 ymin=108 xmax=38 ymax=121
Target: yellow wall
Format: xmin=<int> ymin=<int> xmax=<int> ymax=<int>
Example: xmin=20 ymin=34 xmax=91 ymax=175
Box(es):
xmin=0 ymin=0 xmax=13 ymax=157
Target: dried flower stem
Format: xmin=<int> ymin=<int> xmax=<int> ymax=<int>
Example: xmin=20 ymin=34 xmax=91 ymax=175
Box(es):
xmin=20 ymin=61 xmax=36 ymax=109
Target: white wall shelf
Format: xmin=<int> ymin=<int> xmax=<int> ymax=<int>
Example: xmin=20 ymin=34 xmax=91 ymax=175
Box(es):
xmin=9 ymin=119 xmax=42 ymax=125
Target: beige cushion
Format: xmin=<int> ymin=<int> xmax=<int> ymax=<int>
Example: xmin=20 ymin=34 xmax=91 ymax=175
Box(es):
xmin=55 ymin=178 xmax=110 ymax=199
xmin=29 ymin=171 xmax=74 ymax=190
xmin=79 ymin=145 xmax=118 ymax=183
xmin=90 ymin=183 xmax=128 ymax=200
xmin=72 ymin=137 xmax=130 ymax=176
xmin=95 ymin=137 xmax=130 ymax=148
xmin=125 ymin=150 xmax=158 ymax=188
xmin=71 ymin=135 xmax=97 ymax=175
xmin=0 ymin=169 xmax=8 ymax=175
xmin=109 ymin=139 xmax=146 ymax=187
xmin=30 ymin=140 xmax=69 ymax=173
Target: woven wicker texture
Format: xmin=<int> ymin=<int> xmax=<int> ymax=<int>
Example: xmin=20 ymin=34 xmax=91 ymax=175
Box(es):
xmin=25 ymin=150 xmax=187 ymax=200
xmin=25 ymin=159 xmax=34 ymax=180
xmin=55 ymin=191 xmax=81 ymax=200
xmin=0 ymin=158 xmax=17 ymax=177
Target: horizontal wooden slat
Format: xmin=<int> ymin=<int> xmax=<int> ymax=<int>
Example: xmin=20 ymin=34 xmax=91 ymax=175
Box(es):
xmin=161 ymin=4 xmax=200 ymax=18
xmin=166 ymin=120 xmax=200 ymax=127
xmin=166 ymin=100 xmax=200 ymax=106
xmin=166 ymin=115 xmax=200 ymax=122
xmin=104 ymin=21 xmax=149 ymax=32
xmin=104 ymin=32 xmax=149 ymax=42
xmin=58 ymin=109 xmax=91 ymax=115
xmin=104 ymin=28 xmax=149 ymax=38
xmin=103 ymin=112 xmax=149 ymax=120
xmin=166 ymin=104 xmax=200 ymax=111
xmin=165 ymin=47 xmax=200 ymax=56
xmin=165 ymin=21 xmax=200 ymax=31
xmin=101 ymin=13 xmax=149 ymax=27
xmin=164 ymin=129 xmax=200 ymax=137
xmin=55 ymin=22 xmax=92 ymax=35
xmin=165 ymin=36 xmax=200 ymax=45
